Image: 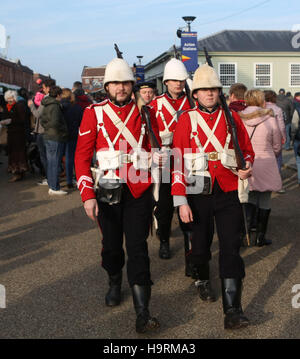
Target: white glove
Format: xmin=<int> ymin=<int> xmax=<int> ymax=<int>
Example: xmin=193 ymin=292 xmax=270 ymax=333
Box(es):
xmin=152 ymin=147 xmax=169 ymax=168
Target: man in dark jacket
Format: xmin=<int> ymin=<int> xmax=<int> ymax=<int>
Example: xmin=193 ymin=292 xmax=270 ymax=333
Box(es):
xmin=72 ymin=81 xmax=93 ymax=110
xmin=277 ymin=88 xmax=294 ymax=150
xmin=40 ymin=86 xmax=69 ymax=196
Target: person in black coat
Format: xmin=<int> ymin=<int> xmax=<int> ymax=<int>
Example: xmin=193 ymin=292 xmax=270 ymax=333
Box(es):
xmin=61 ymin=88 xmax=83 ymax=188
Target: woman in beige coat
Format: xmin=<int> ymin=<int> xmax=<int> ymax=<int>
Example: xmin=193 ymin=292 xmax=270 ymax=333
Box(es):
xmin=239 ymin=89 xmax=282 ymax=246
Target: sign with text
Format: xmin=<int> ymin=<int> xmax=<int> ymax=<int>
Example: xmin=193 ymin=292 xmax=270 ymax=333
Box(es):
xmin=135 ymin=65 xmax=145 ymax=83
xmin=181 ymin=31 xmax=198 ymax=73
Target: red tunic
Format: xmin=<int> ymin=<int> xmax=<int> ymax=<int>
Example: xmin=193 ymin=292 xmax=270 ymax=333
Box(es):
xmin=171 ymin=106 xmax=255 ymax=197
xmin=75 ymin=99 xmax=159 ymax=202
xmin=150 ymin=93 xmax=192 ymax=134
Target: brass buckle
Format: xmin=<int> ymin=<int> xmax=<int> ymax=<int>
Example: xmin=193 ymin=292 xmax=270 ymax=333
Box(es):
xmin=208 ymin=152 xmax=219 ymax=161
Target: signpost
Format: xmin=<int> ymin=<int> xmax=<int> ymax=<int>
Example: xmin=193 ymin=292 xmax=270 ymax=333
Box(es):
xmin=135 ymin=65 xmax=145 ymax=83
xmin=180 ymin=31 xmax=198 ymax=73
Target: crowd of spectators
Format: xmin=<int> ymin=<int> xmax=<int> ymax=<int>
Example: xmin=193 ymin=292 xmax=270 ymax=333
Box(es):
xmin=0 ymin=80 xmax=95 ymax=196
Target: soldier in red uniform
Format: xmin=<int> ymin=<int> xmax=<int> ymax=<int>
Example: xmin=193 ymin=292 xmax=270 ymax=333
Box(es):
xmin=172 ymin=63 xmax=254 ymax=330
xmin=150 ymin=58 xmax=194 ymax=262
xmin=75 ymin=57 xmax=161 ymax=334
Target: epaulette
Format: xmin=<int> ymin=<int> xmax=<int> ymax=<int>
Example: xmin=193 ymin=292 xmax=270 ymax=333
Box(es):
xmin=87 ymin=99 xmax=109 ymax=110
xmin=154 ymin=94 xmax=165 ymax=100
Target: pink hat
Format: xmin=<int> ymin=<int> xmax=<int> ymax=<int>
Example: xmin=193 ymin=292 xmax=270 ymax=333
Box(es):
xmin=36 ymin=78 xmax=42 ymax=85
xmin=34 ymin=91 xmax=45 ymax=107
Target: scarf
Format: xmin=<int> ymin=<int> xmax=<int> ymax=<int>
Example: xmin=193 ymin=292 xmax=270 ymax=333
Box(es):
xmin=228 ymin=100 xmax=247 ymax=112
xmin=6 ymin=102 xmax=16 ymax=112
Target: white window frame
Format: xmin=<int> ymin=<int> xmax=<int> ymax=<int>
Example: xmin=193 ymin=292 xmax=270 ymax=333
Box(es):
xmin=254 ymin=63 xmax=272 ymax=88
xmin=218 ymin=63 xmax=237 ymax=88
xmin=289 ymin=63 xmax=300 ymax=87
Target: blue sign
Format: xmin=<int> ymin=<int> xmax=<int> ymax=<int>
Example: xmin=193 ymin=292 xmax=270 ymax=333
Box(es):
xmin=181 ymin=31 xmax=198 ymax=73
xmin=135 ymin=65 xmax=145 ymax=83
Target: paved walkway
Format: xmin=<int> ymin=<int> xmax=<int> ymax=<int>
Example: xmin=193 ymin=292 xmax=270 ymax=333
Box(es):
xmin=0 ymin=151 xmax=300 ymax=339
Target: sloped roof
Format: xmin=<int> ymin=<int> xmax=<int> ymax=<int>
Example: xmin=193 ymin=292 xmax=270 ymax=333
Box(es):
xmin=0 ymin=57 xmax=33 ymax=73
xmin=82 ymin=66 xmax=106 ymax=77
xmin=197 ymin=30 xmax=299 ymax=52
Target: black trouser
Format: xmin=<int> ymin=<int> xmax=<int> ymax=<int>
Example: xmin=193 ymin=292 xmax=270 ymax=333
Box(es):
xmin=154 ymin=182 xmax=174 ymax=240
xmin=154 ymin=182 xmax=189 ymax=239
xmin=187 ymin=181 xmax=245 ymax=279
xmin=97 ymin=185 xmax=153 ymax=287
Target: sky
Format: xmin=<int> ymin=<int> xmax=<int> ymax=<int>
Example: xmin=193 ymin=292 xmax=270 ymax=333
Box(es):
xmin=0 ymin=0 xmax=300 ymax=88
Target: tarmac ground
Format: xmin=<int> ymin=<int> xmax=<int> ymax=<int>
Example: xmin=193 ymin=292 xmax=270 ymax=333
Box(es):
xmin=0 ymin=149 xmax=300 ymax=340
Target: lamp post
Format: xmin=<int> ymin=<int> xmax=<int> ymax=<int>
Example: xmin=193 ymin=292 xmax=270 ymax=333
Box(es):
xmin=136 ymin=56 xmax=144 ymax=83
xmin=182 ymin=16 xmax=196 ymax=32
xmin=137 ymin=56 xmax=143 ymax=65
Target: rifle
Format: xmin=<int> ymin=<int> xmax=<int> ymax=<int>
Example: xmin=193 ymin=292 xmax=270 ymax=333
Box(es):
xmin=203 ymin=47 xmax=246 ymax=170
xmin=173 ymin=45 xmax=195 ymax=109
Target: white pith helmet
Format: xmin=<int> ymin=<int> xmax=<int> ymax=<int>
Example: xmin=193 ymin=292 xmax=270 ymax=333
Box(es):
xmin=103 ymin=58 xmax=135 ymax=87
xmin=192 ymin=63 xmax=222 ymax=94
xmin=163 ymin=58 xmax=189 ymax=83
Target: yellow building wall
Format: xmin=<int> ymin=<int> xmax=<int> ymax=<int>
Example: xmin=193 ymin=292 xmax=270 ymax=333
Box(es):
xmin=198 ymin=52 xmax=300 ymax=95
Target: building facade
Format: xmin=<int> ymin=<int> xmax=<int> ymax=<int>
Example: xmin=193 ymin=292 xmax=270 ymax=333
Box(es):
xmin=81 ymin=66 xmax=106 ymax=94
xmin=145 ymin=30 xmax=300 ymax=95
xmin=0 ymin=56 xmax=54 ymax=94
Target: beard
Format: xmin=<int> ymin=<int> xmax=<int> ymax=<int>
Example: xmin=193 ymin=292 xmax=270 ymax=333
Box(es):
xmin=107 ymin=92 xmax=132 ymax=106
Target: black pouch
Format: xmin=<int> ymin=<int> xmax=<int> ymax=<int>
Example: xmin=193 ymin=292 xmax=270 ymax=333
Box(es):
xmin=96 ymin=180 xmax=123 ymax=205
xmin=186 ymin=174 xmax=212 ymax=195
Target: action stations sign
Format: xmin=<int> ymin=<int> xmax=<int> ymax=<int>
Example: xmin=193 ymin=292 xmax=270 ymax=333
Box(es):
xmin=135 ymin=65 xmax=145 ymax=83
xmin=181 ymin=31 xmax=198 ymax=73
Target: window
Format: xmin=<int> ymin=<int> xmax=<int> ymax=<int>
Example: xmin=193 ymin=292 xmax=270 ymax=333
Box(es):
xmin=85 ymin=78 xmax=89 ymax=84
xmin=290 ymin=63 xmax=300 ymax=87
xmin=254 ymin=63 xmax=272 ymax=87
xmin=218 ymin=63 xmax=237 ymax=87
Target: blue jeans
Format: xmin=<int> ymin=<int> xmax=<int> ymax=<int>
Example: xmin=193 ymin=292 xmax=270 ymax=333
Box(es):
xmin=44 ymin=140 xmax=65 ymax=190
xmin=294 ymin=139 xmax=300 ymax=184
xmin=284 ymin=123 xmax=292 ymax=149
xmin=65 ymin=138 xmax=77 ymax=185
xmin=36 ymin=134 xmax=47 ymax=177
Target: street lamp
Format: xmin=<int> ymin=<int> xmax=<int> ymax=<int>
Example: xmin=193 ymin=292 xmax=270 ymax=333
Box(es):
xmin=137 ymin=56 xmax=143 ymax=65
xmin=177 ymin=16 xmax=196 ymax=38
xmin=182 ymin=16 xmax=196 ymax=32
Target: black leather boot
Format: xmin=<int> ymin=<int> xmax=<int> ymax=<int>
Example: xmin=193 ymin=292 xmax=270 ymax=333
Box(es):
xmin=193 ymin=263 xmax=216 ymax=302
xmin=131 ymin=285 xmax=160 ymax=333
xmin=255 ymin=208 xmax=272 ymax=247
xmin=159 ymin=239 xmax=170 ymax=259
xmin=183 ymin=231 xmax=193 ymax=277
xmin=221 ymin=278 xmax=249 ymax=330
xmin=105 ymin=272 xmax=122 ymax=307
